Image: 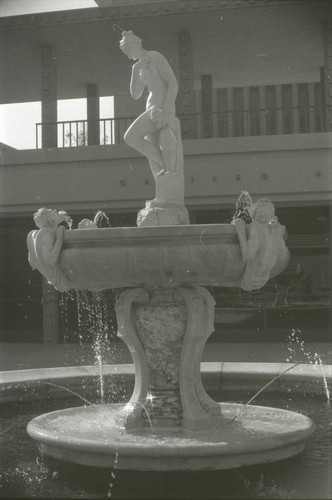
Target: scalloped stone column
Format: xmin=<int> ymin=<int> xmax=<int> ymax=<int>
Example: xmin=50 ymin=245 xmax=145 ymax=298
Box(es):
xmin=115 ymin=285 xmax=217 ymax=431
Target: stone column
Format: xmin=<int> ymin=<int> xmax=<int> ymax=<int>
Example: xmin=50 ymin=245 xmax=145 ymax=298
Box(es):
xmin=177 ymin=31 xmax=196 ymax=139
xmin=322 ymin=22 xmax=332 ymax=131
xmin=42 ymin=279 xmax=59 ymax=343
xmin=87 ymin=83 xmax=100 ymax=145
xmin=259 ymin=85 xmax=267 ymax=135
xmin=308 ymin=82 xmax=316 ymax=132
xmin=329 ymin=205 xmax=332 ymax=335
xmin=227 ymin=88 xmax=234 ymax=137
xmin=201 ymin=75 xmax=213 ymax=138
xmin=243 ymin=87 xmax=250 ymax=136
xmin=41 ymin=44 xmax=57 ymax=149
xmin=115 ymin=285 xmax=219 ymax=431
xmin=291 ymin=84 xmax=300 ymax=133
xmin=275 ymin=84 xmax=283 ymax=134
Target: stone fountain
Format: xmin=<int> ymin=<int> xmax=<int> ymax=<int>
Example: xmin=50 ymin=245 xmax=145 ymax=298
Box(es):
xmin=26 ymin=32 xmax=314 ymax=471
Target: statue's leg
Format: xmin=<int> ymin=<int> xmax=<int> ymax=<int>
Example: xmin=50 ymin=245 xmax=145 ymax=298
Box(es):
xmin=124 ymin=111 xmax=164 ymax=177
xmin=158 ymin=127 xmax=177 ymax=174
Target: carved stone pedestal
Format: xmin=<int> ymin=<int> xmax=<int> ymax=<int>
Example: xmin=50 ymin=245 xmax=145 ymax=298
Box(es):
xmin=137 ymin=200 xmax=189 ymax=227
xmin=115 ymin=285 xmax=219 ymax=431
xmin=137 ymin=171 xmax=189 ymax=227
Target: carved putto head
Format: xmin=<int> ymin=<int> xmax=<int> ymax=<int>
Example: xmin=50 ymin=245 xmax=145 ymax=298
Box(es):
xmin=253 ymin=198 xmax=276 ymax=224
xmin=119 ymin=30 xmax=142 ymax=60
xmin=33 ymin=208 xmax=68 ymax=229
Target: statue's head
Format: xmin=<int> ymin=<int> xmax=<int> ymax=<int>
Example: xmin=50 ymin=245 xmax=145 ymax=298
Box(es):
xmin=253 ymin=198 xmax=275 ymax=223
xmin=33 ymin=208 xmax=67 ymax=229
xmin=119 ymin=31 xmax=142 ymax=60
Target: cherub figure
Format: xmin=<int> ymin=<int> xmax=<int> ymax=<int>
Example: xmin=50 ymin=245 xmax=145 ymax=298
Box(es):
xmin=27 ymin=208 xmax=73 ymax=292
xmin=233 ymin=195 xmax=290 ymax=291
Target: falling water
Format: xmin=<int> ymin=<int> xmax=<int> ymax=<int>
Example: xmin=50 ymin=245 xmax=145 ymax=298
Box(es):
xmin=230 ymin=328 xmax=331 ymax=423
xmin=59 ymin=290 xmax=83 ymax=371
xmin=58 ymin=210 xmax=115 ymax=404
xmin=59 ymin=293 xmax=70 ymax=345
xmin=107 ymin=450 xmax=119 ymax=498
xmin=71 ymin=289 xmax=119 ymax=403
xmin=95 ymin=353 xmax=105 ymax=403
xmin=54 ymin=284 xmax=127 ymax=498
xmin=59 ymin=211 xmax=73 ymax=229
xmin=287 ymin=328 xmax=330 ymax=401
xmin=104 ymin=398 xmax=155 ymax=499
xmin=230 ymin=362 xmax=302 ymax=423
xmin=93 ymin=210 xmax=111 ymax=228
xmin=316 ymin=357 xmax=330 ymax=400
xmin=75 ymin=291 xmax=85 ymax=345
xmin=90 ymin=291 xmax=109 ymax=404
xmin=129 ymin=400 xmax=155 ymax=434
xmin=46 ymin=382 xmax=92 ymax=406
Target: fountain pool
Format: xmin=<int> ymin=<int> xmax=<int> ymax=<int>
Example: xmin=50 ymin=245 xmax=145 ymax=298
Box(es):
xmin=1 ymin=375 xmax=331 ymax=499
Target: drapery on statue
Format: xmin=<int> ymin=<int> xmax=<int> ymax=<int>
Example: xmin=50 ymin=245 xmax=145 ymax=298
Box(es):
xmin=119 ymin=30 xmax=189 ymax=226
xmin=232 ymin=192 xmax=290 ymax=291
xmin=27 ymin=208 xmax=73 ymax=292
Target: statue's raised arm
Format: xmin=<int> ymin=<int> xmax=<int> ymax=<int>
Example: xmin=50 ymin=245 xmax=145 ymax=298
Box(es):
xmin=153 ymin=51 xmax=179 ymax=114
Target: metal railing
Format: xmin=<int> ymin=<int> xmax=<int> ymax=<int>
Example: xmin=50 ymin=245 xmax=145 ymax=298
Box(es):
xmin=287 ymin=233 xmax=329 ymax=249
xmin=36 ymin=116 xmax=136 ymax=149
xmin=36 ymin=105 xmax=328 ymax=149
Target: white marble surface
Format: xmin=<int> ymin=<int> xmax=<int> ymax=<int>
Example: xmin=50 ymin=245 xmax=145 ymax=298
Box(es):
xmin=27 ymin=401 xmax=314 ymax=470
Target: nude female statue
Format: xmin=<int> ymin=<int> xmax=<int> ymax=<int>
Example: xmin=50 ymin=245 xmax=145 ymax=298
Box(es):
xmin=119 ymin=30 xmax=181 ymax=179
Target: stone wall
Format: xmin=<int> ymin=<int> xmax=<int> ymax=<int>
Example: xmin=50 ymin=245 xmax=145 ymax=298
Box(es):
xmin=1 ymin=133 xmax=331 ymax=217
xmin=0 ymin=1 xmax=329 ymax=104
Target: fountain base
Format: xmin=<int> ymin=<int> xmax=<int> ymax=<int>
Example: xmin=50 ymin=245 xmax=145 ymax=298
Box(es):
xmin=27 ymin=402 xmax=314 ymax=471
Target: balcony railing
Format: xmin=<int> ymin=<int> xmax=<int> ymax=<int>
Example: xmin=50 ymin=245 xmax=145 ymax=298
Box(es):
xmin=36 ymin=116 xmax=135 ymax=149
xmin=36 ymin=105 xmax=328 ymax=149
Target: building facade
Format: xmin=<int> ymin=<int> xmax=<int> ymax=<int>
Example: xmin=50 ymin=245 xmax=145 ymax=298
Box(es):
xmin=0 ymin=0 xmax=331 ymax=343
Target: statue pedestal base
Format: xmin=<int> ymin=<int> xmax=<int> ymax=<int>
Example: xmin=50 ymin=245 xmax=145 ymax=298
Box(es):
xmin=137 ymin=168 xmax=188 ymax=226
xmin=137 ymin=201 xmax=189 ymax=227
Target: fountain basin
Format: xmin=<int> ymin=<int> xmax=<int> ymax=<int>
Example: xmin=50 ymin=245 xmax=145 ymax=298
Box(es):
xmin=59 ymin=224 xmax=245 ymax=290
xmin=27 ymin=402 xmax=314 ymax=471
xmin=26 ymin=219 xmax=313 ymax=473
